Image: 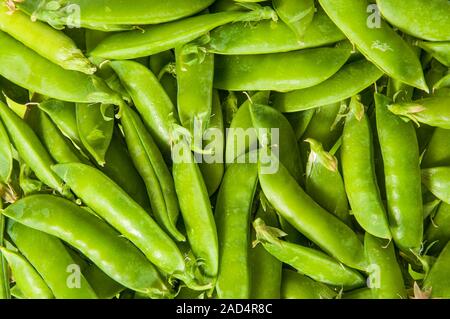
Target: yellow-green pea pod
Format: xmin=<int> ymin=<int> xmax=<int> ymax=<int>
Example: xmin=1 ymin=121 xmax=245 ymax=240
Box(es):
xmin=425 ymin=202 xmax=450 ymax=254
xmin=0 ymin=116 xmax=12 ymax=184
xmin=423 ymin=242 xmax=450 ymax=298
xmin=388 ymin=96 xmax=450 ymax=130
xmin=319 ymin=0 xmax=428 ymax=91
xmin=342 ymin=288 xmax=372 ymax=299
xmin=281 ymin=269 xmax=337 ymax=299
xmin=0 ymin=31 xmax=120 ymax=105
xmin=0 ymin=247 xmax=53 ymax=299
xmin=422 ymin=167 xmax=450 ymax=205
xmin=273 ymin=59 xmax=384 ymax=112
xmin=364 ymin=234 xmax=406 ymax=299
xmin=253 ymin=219 xmax=365 ymax=289
xmin=376 ymin=0 xmax=450 ymax=41
xmin=434 ymin=72 xmax=450 ymax=91
xmin=83 ymin=264 xmax=124 ymax=299
xmin=273 ymin=0 xmax=315 ymax=39
xmin=7 ymin=221 xmax=98 ymax=299
xmin=0 ymin=4 xmax=95 ymax=74
xmin=418 ymin=42 xmax=450 ymax=67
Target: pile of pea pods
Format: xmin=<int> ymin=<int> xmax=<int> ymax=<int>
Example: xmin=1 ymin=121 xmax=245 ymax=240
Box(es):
xmin=0 ymin=0 xmax=449 ymax=300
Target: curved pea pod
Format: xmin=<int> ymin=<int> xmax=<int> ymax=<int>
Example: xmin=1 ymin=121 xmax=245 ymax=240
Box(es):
xmin=273 ymin=59 xmax=384 ymax=112
xmin=0 ymin=202 xmax=10 ymax=299
xmin=425 ymin=203 xmax=450 ymax=254
xmin=423 ymin=242 xmax=450 ymax=298
xmin=76 ymin=103 xmax=114 ymax=166
xmin=120 ymin=104 xmax=184 ymax=242
xmin=83 ymin=264 xmax=124 ymax=299
xmin=342 ymin=97 xmax=391 ymax=239
xmin=364 ymin=234 xmax=406 ymax=299
xmin=0 ymin=101 xmax=67 ymax=195
xmin=388 ymin=96 xmax=450 ymax=130
xmin=258 ymin=152 xmax=367 ymax=271
xmin=198 ymin=90 xmax=225 ymax=196
xmin=172 ymin=139 xmax=218 ymax=282
xmin=3 ymin=195 xmax=172 ymax=298
xmin=250 ymin=103 xmax=303 ymax=182
xmin=110 ymin=61 xmax=177 ymax=157
xmin=26 ymin=0 xmax=213 ymax=27
xmin=250 ymin=206 xmax=282 ymax=299
xmin=51 ymin=163 xmax=193 ymax=287
xmin=375 ymin=93 xmax=423 ymax=253
xmin=214 ymin=44 xmax=352 ymax=92
xmin=305 ymin=139 xmax=351 ymax=225
xmin=208 ymin=7 xmax=345 ymax=55
xmin=285 ymin=110 xmax=315 ymax=141
xmin=273 ymin=0 xmax=315 ymax=39
xmin=215 ymin=160 xmax=258 ymax=299
xmin=318 ymin=0 xmax=427 ymax=91
xmin=0 ymin=31 xmax=120 ymax=105
xmin=376 ymin=0 xmax=450 ymax=42
xmin=0 ymin=247 xmax=53 ymax=299
xmin=0 ymin=116 xmax=12 ymax=184
xmin=149 ymin=51 xmax=178 ymax=106
xmin=281 ymin=269 xmax=337 ymax=299
xmin=422 ymin=167 xmax=450 ymax=204
xmin=0 ymin=4 xmax=95 ymax=74
xmin=7 ymin=221 xmax=97 ymax=299
xmin=253 ymin=219 xmax=365 ymax=289
xmin=342 ymin=288 xmax=372 ymax=299
xmin=418 ymin=42 xmax=450 ymax=67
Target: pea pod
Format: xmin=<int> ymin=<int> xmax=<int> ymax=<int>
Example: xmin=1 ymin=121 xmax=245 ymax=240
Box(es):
xmin=120 ymin=104 xmax=184 ymax=242
xmin=423 ymin=242 xmax=450 ymax=298
xmin=375 ymin=93 xmax=423 ymax=252
xmin=149 ymin=51 xmax=178 ymax=106
xmin=434 ymin=72 xmax=450 ymax=91
xmin=281 ymin=269 xmax=337 ymax=299
xmin=286 ymin=109 xmax=315 ymax=141
xmin=7 ymin=221 xmax=98 ymax=299
xmin=258 ymin=152 xmax=367 ymax=271
xmin=3 ymin=195 xmax=171 ymax=297
xmin=214 ymin=44 xmax=352 ymax=92
xmin=0 ymin=201 xmax=9 ymax=299
xmin=0 ymin=4 xmax=95 ymax=74
xmin=422 ymin=167 xmax=450 ymax=204
xmin=215 ymin=160 xmax=258 ymax=299
xmin=208 ymin=7 xmax=345 ymax=55
xmin=343 ymin=288 xmax=372 ymax=299
xmin=83 ymin=264 xmax=125 ymax=299
xmin=418 ymin=42 xmax=450 ymax=67
xmin=318 ymin=0 xmax=427 ymax=91
xmin=253 ymin=218 xmax=365 ymax=289
xmin=0 ymin=31 xmax=120 ymax=105
xmin=365 ymin=234 xmax=406 ymax=299
xmin=0 ymin=247 xmax=54 ymax=299
xmin=425 ymin=202 xmax=450 ymax=254
xmin=273 ymin=0 xmax=315 ymax=39
xmin=0 ymin=116 xmax=12 ymax=184
xmin=376 ymin=0 xmax=450 ymax=41
xmin=388 ymin=96 xmax=450 ymax=130
xmin=273 ymin=60 xmax=384 ymax=112
xmin=342 ymin=96 xmax=391 ymax=239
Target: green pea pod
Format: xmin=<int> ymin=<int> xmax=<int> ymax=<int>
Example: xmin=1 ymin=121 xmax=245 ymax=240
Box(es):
xmin=273 ymin=0 xmax=315 ymax=39
xmin=249 ymin=103 xmax=303 ymax=183
xmin=149 ymin=51 xmax=178 ymax=106
xmin=423 ymin=242 xmax=450 ymax=298
xmin=120 ymin=104 xmax=184 ymax=242
xmin=281 ymin=269 xmax=337 ymax=299
xmin=422 ymin=128 xmax=450 ymax=168
xmin=253 ymin=218 xmax=365 ymax=289
xmin=342 ymin=288 xmax=372 ymax=299
xmin=305 ymin=139 xmax=351 ymax=225
xmin=0 ymin=4 xmax=95 ymax=74
xmin=0 ymin=76 xmax=29 ymax=105
xmin=172 ymin=139 xmax=218 ymax=281
xmin=258 ymin=152 xmax=367 ymax=271
xmin=111 ymin=60 xmax=177 ymax=157
xmin=285 ymin=109 xmax=315 ymax=141
xmin=3 ymin=195 xmax=172 ymax=298
xmin=18 ymin=0 xmax=214 ymax=29
xmin=208 ymin=7 xmax=345 ymax=55
xmin=342 ymin=96 xmax=391 ymax=239
xmin=425 ymin=202 xmax=450 ymax=254
xmin=7 ymin=221 xmax=98 ymax=299
xmin=376 ymin=0 xmax=450 ymax=41
xmin=51 ymin=163 xmax=195 ymax=287
xmin=0 ymin=116 xmax=12 ymax=184
xmin=273 ymin=60 xmax=384 ymax=112
xmin=388 ymin=96 xmax=450 ymax=130
xmin=250 ymin=206 xmax=282 ymax=299
xmin=319 ymin=0 xmax=427 ymax=91
xmin=0 ymin=31 xmax=120 ymax=105
xmin=0 ymin=247 xmax=54 ymax=299
xmin=83 ymin=264 xmax=124 ymax=299
xmin=433 ymin=72 xmax=450 ymax=91
xmin=215 ymin=160 xmax=258 ymax=299
xmin=375 ymin=93 xmax=423 ymax=252
xmin=76 ymin=103 xmax=114 ymax=166
xmin=176 ymin=42 xmax=214 ymax=136
xmin=225 ymin=92 xmax=270 ymax=165
xmin=199 ymin=90 xmax=225 ymax=196
xmin=0 ymin=100 xmax=66 ymax=195
xmin=0 ymin=201 xmax=10 ymax=299
xmin=422 ymin=167 xmax=450 ymax=204
xmin=214 ymin=44 xmax=352 ymax=92
xmin=364 ymin=234 xmax=406 ymax=299
xmin=418 ymin=42 xmax=450 ymax=67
